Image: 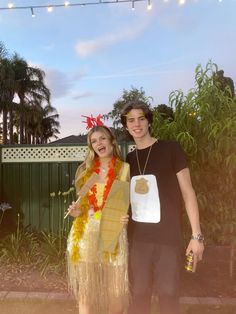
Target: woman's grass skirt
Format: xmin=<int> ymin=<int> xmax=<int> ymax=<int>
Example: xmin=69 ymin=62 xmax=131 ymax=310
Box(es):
xmin=67 ymin=215 xmax=129 ymax=313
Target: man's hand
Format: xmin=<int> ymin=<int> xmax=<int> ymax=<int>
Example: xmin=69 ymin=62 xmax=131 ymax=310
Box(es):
xmin=186 ymin=239 xmax=204 ymax=272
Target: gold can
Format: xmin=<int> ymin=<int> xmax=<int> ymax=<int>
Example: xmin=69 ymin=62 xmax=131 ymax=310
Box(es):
xmin=185 ymin=251 xmax=194 ymax=272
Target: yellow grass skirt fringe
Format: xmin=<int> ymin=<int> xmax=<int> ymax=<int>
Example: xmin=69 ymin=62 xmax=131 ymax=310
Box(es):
xmin=67 ymin=215 xmax=129 ymax=313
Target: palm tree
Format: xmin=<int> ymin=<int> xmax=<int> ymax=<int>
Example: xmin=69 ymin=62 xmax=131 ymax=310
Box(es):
xmin=11 ymin=54 xmax=51 ymax=144
xmin=0 ymin=57 xmax=15 ymax=144
xmin=17 ymin=102 xmax=41 ymax=144
xmin=0 ymin=42 xmax=7 ymax=58
xmin=1 ymin=45 xmax=59 ymax=144
xmin=18 ymin=103 xmax=60 ymax=144
xmin=40 ymin=105 xmax=60 ymax=143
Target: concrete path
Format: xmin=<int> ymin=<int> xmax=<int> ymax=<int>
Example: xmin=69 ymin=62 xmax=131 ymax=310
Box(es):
xmin=1 ymin=290 xmax=236 ymax=306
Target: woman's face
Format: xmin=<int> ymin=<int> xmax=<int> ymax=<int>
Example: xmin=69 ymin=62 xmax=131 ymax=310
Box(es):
xmin=90 ymin=130 xmax=113 ymax=159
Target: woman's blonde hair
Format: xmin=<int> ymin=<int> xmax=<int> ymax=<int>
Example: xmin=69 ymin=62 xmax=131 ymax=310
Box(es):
xmin=76 ymin=126 xmax=122 ymax=179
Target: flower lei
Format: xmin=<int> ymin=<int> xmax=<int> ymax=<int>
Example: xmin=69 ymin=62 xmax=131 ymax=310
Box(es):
xmin=88 ymin=156 xmax=116 ymax=213
xmin=70 ymin=156 xmax=123 ymax=263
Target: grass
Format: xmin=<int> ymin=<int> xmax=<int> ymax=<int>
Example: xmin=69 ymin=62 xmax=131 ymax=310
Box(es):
xmin=0 ymin=299 xmax=235 ymax=314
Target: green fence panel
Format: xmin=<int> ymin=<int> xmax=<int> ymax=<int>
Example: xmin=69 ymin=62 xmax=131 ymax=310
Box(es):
xmin=0 ymin=143 xmax=131 ymax=233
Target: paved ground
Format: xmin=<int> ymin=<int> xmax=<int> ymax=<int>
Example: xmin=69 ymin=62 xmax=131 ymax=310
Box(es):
xmin=1 ymin=290 xmax=236 ymax=306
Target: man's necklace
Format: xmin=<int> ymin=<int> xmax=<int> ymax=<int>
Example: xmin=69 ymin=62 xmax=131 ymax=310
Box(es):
xmin=135 ymin=144 xmax=153 ymax=175
xmin=135 ymin=144 xmax=153 ymax=194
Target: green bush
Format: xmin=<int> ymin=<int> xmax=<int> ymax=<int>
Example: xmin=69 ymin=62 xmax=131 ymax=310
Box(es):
xmin=152 ymin=61 xmax=236 ymax=245
xmin=0 ymin=214 xmax=40 ymax=265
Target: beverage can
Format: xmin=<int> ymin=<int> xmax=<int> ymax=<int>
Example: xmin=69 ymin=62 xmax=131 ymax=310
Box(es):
xmin=185 ymin=251 xmax=194 ymax=272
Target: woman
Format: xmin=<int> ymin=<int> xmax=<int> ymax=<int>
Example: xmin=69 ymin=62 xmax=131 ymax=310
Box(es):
xmin=66 ymin=125 xmax=129 ymax=314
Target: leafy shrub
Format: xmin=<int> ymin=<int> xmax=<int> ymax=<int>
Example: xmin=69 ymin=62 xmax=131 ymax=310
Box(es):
xmin=152 ymin=61 xmax=236 ymax=245
xmin=0 ymin=214 xmax=40 ymax=264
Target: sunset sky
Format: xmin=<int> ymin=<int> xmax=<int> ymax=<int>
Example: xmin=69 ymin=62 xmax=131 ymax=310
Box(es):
xmin=1 ymin=0 xmax=236 ymax=138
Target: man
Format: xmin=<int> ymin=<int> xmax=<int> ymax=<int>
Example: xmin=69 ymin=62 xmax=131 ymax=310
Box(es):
xmin=121 ymin=101 xmax=204 ymax=314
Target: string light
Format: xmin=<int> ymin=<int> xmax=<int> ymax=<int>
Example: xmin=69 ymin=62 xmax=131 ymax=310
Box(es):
xmin=8 ymin=2 xmax=14 ymax=9
xmin=47 ymin=6 xmax=53 ymax=13
xmin=147 ymin=0 xmax=152 ymax=10
xmin=4 ymin=0 xmax=235 ymax=12
xmin=30 ymin=7 xmax=35 ymax=17
xmin=2 ymin=1 xmax=149 ymax=17
xmin=3 ymin=0 xmax=232 ymax=17
xmin=178 ymin=0 xmax=186 ymax=5
xmin=132 ymin=0 xmax=135 ymax=10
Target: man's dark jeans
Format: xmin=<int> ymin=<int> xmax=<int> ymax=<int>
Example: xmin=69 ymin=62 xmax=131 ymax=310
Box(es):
xmin=128 ymin=242 xmax=181 ymax=314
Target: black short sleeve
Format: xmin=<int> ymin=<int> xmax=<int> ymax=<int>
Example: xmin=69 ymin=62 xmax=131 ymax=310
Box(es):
xmin=172 ymin=141 xmax=188 ymax=174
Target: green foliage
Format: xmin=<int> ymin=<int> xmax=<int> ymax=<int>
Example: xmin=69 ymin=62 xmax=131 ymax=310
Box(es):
xmin=104 ymin=86 xmax=153 ymax=141
xmin=152 ymin=104 xmax=174 ymax=121
xmin=37 ymin=186 xmax=76 ymax=276
xmin=105 ymin=86 xmax=153 ymax=129
xmin=0 ymin=214 xmax=40 ymax=264
xmin=0 ymin=216 xmax=69 ymax=276
xmin=49 ymin=186 xmax=76 ymax=234
xmin=213 ymin=70 xmax=235 ymax=98
xmin=0 ymin=186 xmax=76 ymax=275
xmin=152 ymin=60 xmax=236 ymax=245
xmin=39 ymin=230 xmax=67 ymax=276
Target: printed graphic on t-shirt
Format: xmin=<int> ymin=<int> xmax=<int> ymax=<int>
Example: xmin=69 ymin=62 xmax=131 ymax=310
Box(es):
xmin=130 ymin=174 xmax=161 ymax=223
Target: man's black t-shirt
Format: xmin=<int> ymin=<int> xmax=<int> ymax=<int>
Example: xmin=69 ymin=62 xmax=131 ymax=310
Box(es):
xmin=126 ymin=140 xmax=188 ymax=247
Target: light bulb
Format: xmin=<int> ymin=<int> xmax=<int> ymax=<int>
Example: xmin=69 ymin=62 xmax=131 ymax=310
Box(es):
xmin=47 ymin=6 xmax=53 ymax=12
xmin=8 ymin=2 xmax=14 ymax=9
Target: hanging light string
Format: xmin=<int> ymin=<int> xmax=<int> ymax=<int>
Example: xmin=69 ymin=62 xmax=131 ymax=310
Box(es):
xmin=1 ymin=0 xmax=152 ymax=16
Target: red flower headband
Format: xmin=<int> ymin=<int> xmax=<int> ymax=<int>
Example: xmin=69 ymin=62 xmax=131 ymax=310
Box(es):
xmin=82 ymin=114 xmax=104 ymax=130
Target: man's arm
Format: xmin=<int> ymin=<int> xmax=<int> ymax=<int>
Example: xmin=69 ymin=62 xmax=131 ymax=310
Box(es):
xmin=176 ymin=167 xmax=204 ymax=271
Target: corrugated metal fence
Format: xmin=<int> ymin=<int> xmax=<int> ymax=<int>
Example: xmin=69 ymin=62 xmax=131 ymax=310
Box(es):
xmin=0 ymin=143 xmax=131 ymax=233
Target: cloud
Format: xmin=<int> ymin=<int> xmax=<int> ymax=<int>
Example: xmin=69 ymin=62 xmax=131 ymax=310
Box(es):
xmin=40 ymin=67 xmax=87 ymax=99
xmin=75 ymin=21 xmax=149 ymax=57
xmin=44 ymin=69 xmax=73 ymax=99
xmin=41 ymin=43 xmax=55 ymax=51
xmin=57 ymin=105 xmax=107 ymax=138
xmin=84 ymin=70 xmax=176 ymax=80
xmin=28 ymin=62 xmax=73 ymax=99
xmin=72 ymin=91 xmax=94 ymax=100
xmin=74 ymin=2 xmax=200 ymax=59
xmin=84 ymin=57 xmax=188 ymax=80
xmin=156 ymin=8 xmax=198 ymax=32
xmin=28 ymin=61 xmax=89 ymax=99
xmin=72 ymin=69 xmax=88 ymax=81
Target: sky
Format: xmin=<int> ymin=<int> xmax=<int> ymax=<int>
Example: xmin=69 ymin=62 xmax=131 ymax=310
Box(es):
xmin=1 ymin=0 xmax=236 ymax=139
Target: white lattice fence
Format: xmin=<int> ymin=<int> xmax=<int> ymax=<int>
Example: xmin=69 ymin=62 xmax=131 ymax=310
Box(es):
xmin=1 ymin=144 xmax=135 ymax=163
xmin=1 ymin=145 xmax=88 ymax=163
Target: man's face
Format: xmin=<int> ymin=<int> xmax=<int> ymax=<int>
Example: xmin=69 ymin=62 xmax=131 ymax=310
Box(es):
xmin=126 ymin=109 xmax=149 ymax=139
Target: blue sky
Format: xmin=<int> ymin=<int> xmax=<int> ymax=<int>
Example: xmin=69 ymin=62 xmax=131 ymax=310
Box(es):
xmin=1 ymin=0 xmax=236 ymax=139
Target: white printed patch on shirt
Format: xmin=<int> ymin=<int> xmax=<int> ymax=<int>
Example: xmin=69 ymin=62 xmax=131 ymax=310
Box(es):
xmin=130 ymin=174 xmax=161 ymax=223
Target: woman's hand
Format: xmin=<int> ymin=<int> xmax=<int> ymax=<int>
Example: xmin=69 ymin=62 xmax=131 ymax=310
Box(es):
xmin=120 ymin=214 xmax=129 ymax=225
xmin=66 ymin=201 xmax=81 ymax=218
